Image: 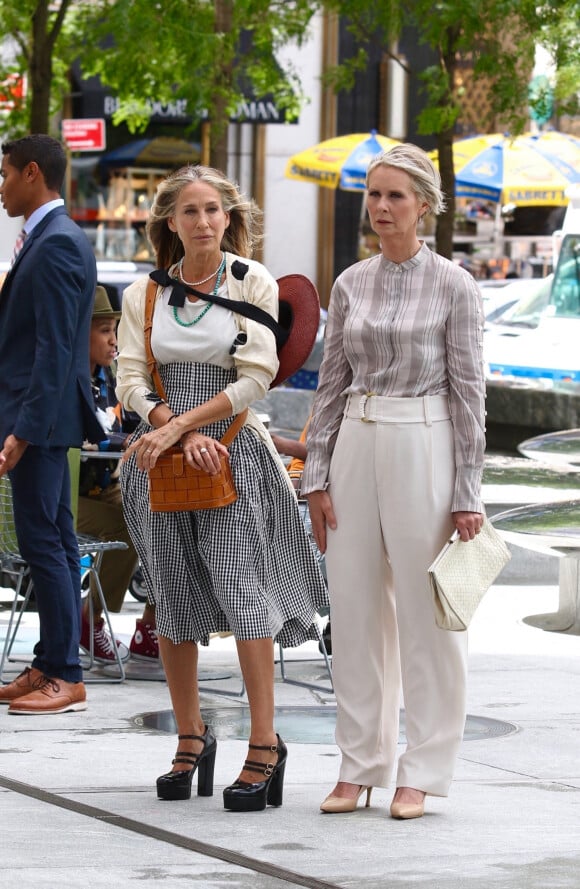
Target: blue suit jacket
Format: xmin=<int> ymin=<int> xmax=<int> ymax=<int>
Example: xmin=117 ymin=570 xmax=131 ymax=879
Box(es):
xmin=0 ymin=206 xmax=102 ymax=447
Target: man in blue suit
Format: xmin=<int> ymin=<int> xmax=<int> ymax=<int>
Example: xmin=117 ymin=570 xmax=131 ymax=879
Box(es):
xmin=0 ymin=134 xmax=102 ymax=714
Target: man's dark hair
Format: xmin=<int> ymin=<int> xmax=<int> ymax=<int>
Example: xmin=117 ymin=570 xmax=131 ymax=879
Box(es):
xmin=1 ymin=134 xmax=67 ymax=192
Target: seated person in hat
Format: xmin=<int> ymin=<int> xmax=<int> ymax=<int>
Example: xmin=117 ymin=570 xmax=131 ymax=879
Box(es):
xmin=77 ymin=284 xmax=158 ymax=662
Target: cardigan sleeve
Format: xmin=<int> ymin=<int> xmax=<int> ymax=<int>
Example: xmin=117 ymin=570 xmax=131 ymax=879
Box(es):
xmin=115 ymin=276 xmax=158 ymax=422
xmin=115 ymin=258 xmax=280 ymax=422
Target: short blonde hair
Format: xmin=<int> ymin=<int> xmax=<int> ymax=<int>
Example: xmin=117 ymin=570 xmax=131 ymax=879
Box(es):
xmin=146 ymin=165 xmax=264 ymax=268
xmin=366 ymin=143 xmax=446 ymax=216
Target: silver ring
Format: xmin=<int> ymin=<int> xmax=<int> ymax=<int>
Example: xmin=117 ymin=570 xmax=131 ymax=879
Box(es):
xmin=199 ymin=447 xmax=208 ymax=454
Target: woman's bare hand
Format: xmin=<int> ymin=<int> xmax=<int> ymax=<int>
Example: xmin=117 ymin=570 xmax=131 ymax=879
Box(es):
xmin=123 ymin=420 xmax=184 ymax=470
xmin=181 ymin=431 xmax=229 ymax=475
xmin=452 ymin=510 xmax=484 ymax=542
xmin=306 ymin=489 xmax=337 ymax=554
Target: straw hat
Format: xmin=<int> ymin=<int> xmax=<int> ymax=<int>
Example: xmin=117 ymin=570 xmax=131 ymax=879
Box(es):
xmin=92 ymin=285 xmax=122 ymax=319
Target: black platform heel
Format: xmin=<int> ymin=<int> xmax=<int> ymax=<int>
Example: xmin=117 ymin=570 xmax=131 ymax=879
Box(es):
xmin=223 ymin=734 xmax=287 ymax=812
xmin=156 ymin=727 xmax=217 ymax=801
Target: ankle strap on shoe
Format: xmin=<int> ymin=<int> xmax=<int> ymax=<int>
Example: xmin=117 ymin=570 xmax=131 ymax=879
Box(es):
xmin=248 ymin=740 xmax=278 ymax=752
xmin=178 ymin=732 xmax=205 ymax=742
xmin=243 ymin=758 xmax=276 ymax=778
xmin=173 ymin=753 xmax=199 ymax=766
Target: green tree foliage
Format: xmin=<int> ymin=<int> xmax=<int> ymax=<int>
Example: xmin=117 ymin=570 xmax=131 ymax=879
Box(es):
xmin=536 ymin=0 xmax=580 ymax=119
xmin=0 ymin=1 xmax=315 ymax=169
xmin=1 ymin=1 xmax=575 ymax=254
xmin=0 ymin=0 xmax=80 ymax=137
xmin=78 ymin=0 xmax=316 ymax=167
xmin=320 ymin=0 xmax=577 ymax=257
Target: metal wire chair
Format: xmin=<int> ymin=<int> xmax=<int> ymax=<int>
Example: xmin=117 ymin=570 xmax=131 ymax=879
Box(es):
xmin=192 ymin=497 xmax=333 ymax=698
xmin=0 ymin=475 xmax=127 ymax=684
xmin=276 ymin=500 xmax=332 ymax=694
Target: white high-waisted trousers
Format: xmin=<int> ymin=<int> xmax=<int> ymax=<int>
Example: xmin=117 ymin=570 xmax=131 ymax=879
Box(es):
xmin=325 ymin=393 xmax=468 ymax=796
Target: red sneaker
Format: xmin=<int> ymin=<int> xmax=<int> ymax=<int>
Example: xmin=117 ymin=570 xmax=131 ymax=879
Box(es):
xmin=80 ymin=614 xmax=130 ymax=663
xmin=130 ymin=620 xmax=159 ymax=660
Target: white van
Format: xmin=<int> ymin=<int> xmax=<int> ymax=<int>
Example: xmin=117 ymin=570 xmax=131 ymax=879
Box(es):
xmin=485 ymin=186 xmax=580 ymax=385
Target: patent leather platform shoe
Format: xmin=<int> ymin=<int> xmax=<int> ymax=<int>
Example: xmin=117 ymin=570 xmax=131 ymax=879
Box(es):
xmin=156 ymin=727 xmax=217 ymax=801
xmin=223 ymin=734 xmax=287 ymax=812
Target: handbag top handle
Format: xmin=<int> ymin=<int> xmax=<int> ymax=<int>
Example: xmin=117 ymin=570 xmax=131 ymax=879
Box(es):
xmin=144 ymin=279 xmax=246 ymax=447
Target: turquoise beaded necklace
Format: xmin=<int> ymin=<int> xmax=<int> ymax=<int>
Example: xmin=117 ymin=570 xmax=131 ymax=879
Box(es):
xmin=172 ymin=254 xmax=226 ymax=328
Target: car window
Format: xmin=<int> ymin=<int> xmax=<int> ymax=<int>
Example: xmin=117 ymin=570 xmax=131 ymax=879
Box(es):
xmin=551 ymin=237 xmax=580 ymax=318
xmin=490 ymin=275 xmax=553 ymax=328
xmin=485 ymin=299 xmax=519 ymax=323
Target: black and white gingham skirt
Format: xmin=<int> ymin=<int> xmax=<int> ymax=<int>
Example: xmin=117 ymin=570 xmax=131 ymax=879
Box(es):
xmin=121 ymin=362 xmax=328 ymax=647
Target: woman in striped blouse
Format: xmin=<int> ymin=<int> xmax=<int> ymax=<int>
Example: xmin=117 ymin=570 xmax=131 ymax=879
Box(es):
xmin=302 ymin=143 xmax=486 ymax=820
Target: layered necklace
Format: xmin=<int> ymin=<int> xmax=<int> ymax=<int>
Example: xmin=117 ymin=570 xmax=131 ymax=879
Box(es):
xmin=173 ymin=253 xmax=226 ymax=328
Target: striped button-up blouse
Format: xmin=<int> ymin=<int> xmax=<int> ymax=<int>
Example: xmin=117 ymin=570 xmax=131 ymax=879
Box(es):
xmin=301 ymin=243 xmax=486 ymax=513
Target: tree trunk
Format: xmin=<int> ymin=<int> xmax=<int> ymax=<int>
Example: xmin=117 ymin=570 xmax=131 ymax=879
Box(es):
xmin=29 ymin=1 xmax=52 ymax=133
xmin=435 ymin=127 xmax=456 ymax=258
xmin=434 ymin=29 xmax=459 ymax=259
xmin=210 ymin=0 xmax=233 ymax=171
xmin=28 ymin=0 xmax=71 ymax=135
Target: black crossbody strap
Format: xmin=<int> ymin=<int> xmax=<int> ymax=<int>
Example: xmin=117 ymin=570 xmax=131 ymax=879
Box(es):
xmin=149 ymin=268 xmax=289 ymax=346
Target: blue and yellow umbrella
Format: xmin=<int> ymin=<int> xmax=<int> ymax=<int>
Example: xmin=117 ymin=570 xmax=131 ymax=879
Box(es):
xmin=285 ymin=131 xmax=400 ymax=191
xmin=440 ymin=131 xmax=580 ymax=207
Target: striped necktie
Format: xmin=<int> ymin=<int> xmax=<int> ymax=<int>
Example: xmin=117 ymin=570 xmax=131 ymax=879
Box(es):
xmin=10 ymin=228 xmax=26 ymax=267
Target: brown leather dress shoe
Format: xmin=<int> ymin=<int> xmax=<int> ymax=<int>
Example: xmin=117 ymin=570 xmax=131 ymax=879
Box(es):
xmin=0 ymin=667 xmax=44 ymax=704
xmin=8 ymin=675 xmax=87 ymax=715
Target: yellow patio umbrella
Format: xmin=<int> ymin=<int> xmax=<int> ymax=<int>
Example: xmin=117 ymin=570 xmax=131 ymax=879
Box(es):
xmin=285 ymin=130 xmax=400 ymax=191
xmin=434 ymin=131 xmax=580 ymax=207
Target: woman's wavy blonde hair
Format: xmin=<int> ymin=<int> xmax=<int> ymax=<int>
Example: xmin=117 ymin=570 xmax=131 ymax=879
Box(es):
xmin=146 ymin=165 xmax=263 ymax=268
xmin=366 ymin=143 xmax=446 ymax=217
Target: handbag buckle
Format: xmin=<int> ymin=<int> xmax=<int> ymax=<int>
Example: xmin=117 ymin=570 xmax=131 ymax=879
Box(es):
xmin=359 ymin=392 xmax=376 ymax=423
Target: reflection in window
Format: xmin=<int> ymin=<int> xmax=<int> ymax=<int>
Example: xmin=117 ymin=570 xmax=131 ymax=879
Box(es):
xmin=551 ymin=236 xmax=580 ymax=318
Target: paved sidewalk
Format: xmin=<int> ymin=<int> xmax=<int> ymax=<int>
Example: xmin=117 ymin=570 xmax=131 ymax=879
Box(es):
xmin=1 ymin=579 xmax=580 ymax=889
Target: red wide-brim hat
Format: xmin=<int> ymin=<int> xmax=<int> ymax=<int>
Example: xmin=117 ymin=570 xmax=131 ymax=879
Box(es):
xmin=272 ymin=274 xmax=321 ymax=389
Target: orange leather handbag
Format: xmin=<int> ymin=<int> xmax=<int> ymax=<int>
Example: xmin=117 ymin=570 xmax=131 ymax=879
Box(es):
xmin=144 ymin=279 xmax=246 ymax=512
xmin=147 ymin=414 xmax=245 ymax=512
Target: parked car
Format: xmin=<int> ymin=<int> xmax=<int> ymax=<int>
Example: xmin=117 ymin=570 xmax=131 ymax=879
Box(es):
xmin=480 ymin=276 xmax=552 ymax=331
xmin=92 ymin=260 xmax=153 ymax=308
xmin=484 ymin=271 xmax=580 ymax=384
xmin=0 ymin=259 xmax=152 ymax=307
xmin=484 ymin=275 xmax=553 ymax=334
xmin=477 ymin=279 xmax=521 ymax=324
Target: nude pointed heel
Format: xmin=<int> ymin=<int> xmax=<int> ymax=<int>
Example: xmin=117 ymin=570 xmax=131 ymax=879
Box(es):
xmin=320 ymin=785 xmax=372 ymax=814
xmin=390 ymin=788 xmax=425 ymax=820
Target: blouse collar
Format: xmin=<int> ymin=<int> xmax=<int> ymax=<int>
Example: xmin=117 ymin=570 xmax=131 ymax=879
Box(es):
xmin=380 ymin=241 xmax=430 ymax=271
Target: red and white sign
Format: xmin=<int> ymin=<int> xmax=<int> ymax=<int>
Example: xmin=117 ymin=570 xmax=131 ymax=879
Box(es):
xmin=0 ymin=74 xmax=27 ymax=113
xmin=61 ymin=118 xmax=106 ymax=152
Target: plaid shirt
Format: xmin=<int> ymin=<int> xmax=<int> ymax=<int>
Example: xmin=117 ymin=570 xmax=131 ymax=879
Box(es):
xmin=79 ymin=364 xmax=138 ymax=496
xmin=301 ymin=244 xmax=486 ymax=512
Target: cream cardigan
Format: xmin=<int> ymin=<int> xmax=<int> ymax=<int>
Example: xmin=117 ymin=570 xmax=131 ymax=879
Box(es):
xmin=115 ymin=252 xmax=292 ymax=484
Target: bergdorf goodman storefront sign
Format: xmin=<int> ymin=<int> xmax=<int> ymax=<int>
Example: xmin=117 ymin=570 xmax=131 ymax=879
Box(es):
xmin=103 ymin=95 xmax=294 ymax=124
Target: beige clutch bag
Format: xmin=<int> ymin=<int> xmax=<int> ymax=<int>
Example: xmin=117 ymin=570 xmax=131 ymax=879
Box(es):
xmin=428 ymin=518 xmax=511 ymax=631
